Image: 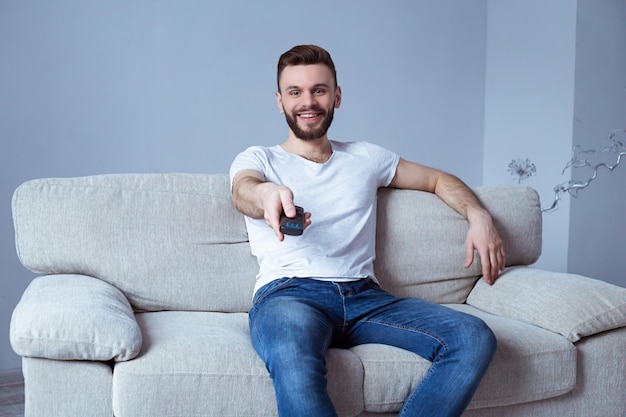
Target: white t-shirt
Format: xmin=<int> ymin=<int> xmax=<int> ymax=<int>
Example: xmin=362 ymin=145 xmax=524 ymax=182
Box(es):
xmin=229 ymin=140 xmax=400 ymax=295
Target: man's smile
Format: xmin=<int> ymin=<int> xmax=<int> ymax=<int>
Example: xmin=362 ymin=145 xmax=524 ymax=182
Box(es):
xmin=296 ymin=108 xmax=324 ymax=124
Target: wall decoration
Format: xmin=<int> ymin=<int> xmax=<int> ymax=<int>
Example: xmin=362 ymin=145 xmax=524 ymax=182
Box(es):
xmin=542 ymin=129 xmax=625 ymax=212
xmin=508 ymin=158 xmax=537 ymax=184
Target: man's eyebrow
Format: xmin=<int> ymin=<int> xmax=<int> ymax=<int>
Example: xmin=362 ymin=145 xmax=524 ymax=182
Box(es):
xmin=285 ymin=83 xmax=331 ymax=91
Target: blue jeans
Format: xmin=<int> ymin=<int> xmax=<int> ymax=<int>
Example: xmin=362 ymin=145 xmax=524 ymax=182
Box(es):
xmin=249 ymin=278 xmax=497 ymax=417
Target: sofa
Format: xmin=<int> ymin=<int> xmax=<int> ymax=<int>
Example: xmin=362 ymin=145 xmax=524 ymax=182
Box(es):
xmin=9 ymin=173 xmax=626 ymax=417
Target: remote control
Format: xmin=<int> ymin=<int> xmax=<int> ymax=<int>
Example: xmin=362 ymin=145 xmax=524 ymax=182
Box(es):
xmin=279 ymin=206 xmax=304 ymax=236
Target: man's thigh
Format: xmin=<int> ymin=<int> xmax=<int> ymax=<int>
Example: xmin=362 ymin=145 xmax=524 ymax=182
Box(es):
xmin=347 ymin=291 xmax=488 ymax=361
xmin=248 ymin=280 xmax=336 ymax=364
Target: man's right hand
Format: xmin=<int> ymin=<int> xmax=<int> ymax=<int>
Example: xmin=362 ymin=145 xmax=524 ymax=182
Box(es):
xmin=261 ymin=185 xmax=298 ymax=241
xmin=232 ymin=170 xmax=311 ymax=241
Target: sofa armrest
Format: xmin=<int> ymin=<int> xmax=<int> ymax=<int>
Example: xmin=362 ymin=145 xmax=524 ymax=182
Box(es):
xmin=10 ymin=274 xmax=142 ymax=361
xmin=466 ymin=266 xmax=626 ymax=342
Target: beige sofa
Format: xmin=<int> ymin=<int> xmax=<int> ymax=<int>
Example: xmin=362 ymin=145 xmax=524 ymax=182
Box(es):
xmin=9 ymin=173 xmax=626 ymax=417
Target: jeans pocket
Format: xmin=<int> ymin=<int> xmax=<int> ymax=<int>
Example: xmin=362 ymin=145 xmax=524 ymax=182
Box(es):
xmin=252 ymin=277 xmax=294 ymax=305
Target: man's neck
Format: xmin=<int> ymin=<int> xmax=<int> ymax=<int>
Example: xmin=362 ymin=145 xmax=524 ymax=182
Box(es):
xmin=281 ymin=136 xmax=333 ymax=164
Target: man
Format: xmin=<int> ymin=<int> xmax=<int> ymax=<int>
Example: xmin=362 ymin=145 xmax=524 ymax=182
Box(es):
xmin=230 ymin=45 xmax=505 ymax=417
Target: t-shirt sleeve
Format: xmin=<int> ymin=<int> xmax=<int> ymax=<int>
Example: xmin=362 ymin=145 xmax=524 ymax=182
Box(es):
xmin=229 ymin=146 xmax=268 ymax=188
xmin=360 ymin=142 xmax=401 ymax=187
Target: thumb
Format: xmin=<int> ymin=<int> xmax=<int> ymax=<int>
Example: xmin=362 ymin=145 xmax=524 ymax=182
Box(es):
xmin=279 ymin=189 xmax=296 ymax=217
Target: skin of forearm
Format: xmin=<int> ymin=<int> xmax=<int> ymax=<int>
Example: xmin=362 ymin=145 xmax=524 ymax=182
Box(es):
xmin=232 ymin=176 xmax=276 ymax=219
xmin=433 ymin=173 xmax=489 ymax=223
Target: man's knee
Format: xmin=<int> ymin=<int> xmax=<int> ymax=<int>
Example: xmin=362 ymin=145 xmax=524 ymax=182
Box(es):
xmin=456 ymin=314 xmax=497 ymax=362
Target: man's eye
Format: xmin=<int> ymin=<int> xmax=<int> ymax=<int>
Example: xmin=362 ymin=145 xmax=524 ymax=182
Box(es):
xmin=314 ymin=89 xmax=325 ymax=95
xmin=289 ymin=91 xmax=300 ymax=97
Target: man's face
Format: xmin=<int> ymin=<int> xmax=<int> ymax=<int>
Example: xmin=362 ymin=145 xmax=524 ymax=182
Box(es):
xmin=276 ymin=64 xmax=341 ymax=140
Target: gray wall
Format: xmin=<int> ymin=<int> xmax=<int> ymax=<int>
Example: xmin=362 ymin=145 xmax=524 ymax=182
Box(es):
xmin=0 ymin=0 xmax=488 ymax=370
xmin=482 ymin=0 xmax=577 ymax=274
xmin=482 ymin=0 xmax=626 ymax=287
xmin=568 ymin=0 xmax=626 ymax=284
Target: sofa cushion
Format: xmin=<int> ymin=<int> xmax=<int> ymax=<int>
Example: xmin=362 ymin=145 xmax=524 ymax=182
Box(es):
xmin=12 ymin=174 xmax=258 ymax=313
xmin=375 ymin=185 xmax=541 ymax=304
xmin=112 ymin=307 xmax=575 ymax=416
xmin=351 ymin=304 xmax=576 ymax=413
xmin=10 ymin=274 xmax=142 ymax=361
xmin=13 ymin=175 xmax=542 ymax=312
xmin=467 ymin=266 xmax=626 ymax=342
xmin=452 ymin=304 xmax=576 ymax=409
xmin=112 ymin=312 xmax=364 ymax=417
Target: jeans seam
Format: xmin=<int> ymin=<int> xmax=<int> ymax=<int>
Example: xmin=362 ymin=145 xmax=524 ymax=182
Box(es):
xmin=399 ymin=356 xmax=441 ymax=416
xmin=364 ymin=319 xmax=449 ymax=352
xmin=331 ymin=282 xmax=350 ymax=328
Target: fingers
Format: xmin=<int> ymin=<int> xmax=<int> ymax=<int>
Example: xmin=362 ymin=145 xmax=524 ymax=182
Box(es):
xmin=280 ymin=192 xmax=296 ymax=219
xmin=262 ymin=187 xmax=291 ymax=241
xmin=464 ymin=241 xmax=475 ymax=269
xmin=482 ymin=256 xmax=495 ymax=285
xmin=465 ymin=226 xmax=506 ymax=285
xmin=481 ymin=243 xmax=506 ymax=285
xmin=262 ymin=186 xmax=313 ymax=241
xmin=264 ymin=211 xmax=284 ymax=241
xmin=303 ymin=211 xmax=312 ymax=229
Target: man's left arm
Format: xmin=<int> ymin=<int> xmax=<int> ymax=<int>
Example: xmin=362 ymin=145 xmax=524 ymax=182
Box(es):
xmin=389 ymin=158 xmax=505 ymax=284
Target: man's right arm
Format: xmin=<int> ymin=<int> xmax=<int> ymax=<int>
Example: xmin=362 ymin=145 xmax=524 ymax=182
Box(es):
xmin=231 ymin=169 xmax=302 ymax=241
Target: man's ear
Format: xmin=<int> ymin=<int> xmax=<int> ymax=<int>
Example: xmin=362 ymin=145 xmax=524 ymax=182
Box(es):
xmin=275 ymin=91 xmax=284 ymax=114
xmin=335 ymin=86 xmax=342 ymax=109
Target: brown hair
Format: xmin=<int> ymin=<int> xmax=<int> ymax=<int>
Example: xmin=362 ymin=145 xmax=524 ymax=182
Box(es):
xmin=277 ymin=45 xmax=337 ymax=92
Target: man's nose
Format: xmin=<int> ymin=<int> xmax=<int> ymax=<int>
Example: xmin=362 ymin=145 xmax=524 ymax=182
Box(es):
xmin=302 ymin=91 xmax=317 ymax=106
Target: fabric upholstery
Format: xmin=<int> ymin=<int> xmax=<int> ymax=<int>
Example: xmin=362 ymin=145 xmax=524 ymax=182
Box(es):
xmin=12 ymin=175 xmax=541 ymax=310
xmin=467 ymin=266 xmax=626 ymax=342
xmin=461 ymin=328 xmax=626 ymax=417
xmin=10 ymin=274 xmax=141 ymax=361
xmin=375 ymin=185 xmax=541 ymax=303
xmin=12 ymin=174 xmax=258 ymax=312
xmin=450 ymin=305 xmax=576 ymax=409
xmin=111 ymin=307 xmax=576 ymax=417
xmin=351 ymin=304 xmax=576 ymax=413
xmin=22 ymin=357 xmax=113 ymax=417
xmin=112 ymin=312 xmax=365 ymax=417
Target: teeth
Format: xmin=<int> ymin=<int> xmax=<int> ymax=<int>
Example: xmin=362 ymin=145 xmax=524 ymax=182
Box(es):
xmin=300 ymin=113 xmax=317 ymax=118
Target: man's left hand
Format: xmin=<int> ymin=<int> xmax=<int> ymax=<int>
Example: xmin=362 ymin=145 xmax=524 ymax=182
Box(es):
xmin=464 ymin=212 xmax=506 ymax=285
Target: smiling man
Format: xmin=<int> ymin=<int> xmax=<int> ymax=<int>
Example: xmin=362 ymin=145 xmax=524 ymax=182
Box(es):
xmin=229 ymin=44 xmax=505 ymax=417
xmin=280 ymin=65 xmax=337 ymax=142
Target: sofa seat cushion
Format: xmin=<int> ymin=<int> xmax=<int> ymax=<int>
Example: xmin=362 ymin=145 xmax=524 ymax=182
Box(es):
xmin=112 ymin=311 xmax=364 ymax=417
xmin=113 ymin=307 xmax=576 ymax=416
xmin=351 ymin=304 xmax=577 ymax=413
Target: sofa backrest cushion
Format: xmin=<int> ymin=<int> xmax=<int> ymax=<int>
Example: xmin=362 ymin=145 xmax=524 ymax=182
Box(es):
xmin=375 ymin=186 xmax=542 ymax=303
xmin=13 ymin=174 xmax=257 ymax=312
xmin=12 ymin=174 xmax=541 ymax=312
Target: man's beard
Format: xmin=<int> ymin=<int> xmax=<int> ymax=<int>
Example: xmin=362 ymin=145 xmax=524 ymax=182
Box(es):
xmin=284 ymin=106 xmax=334 ymax=140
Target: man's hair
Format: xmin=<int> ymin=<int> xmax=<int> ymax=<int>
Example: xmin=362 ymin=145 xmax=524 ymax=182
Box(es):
xmin=277 ymin=45 xmax=337 ymax=92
